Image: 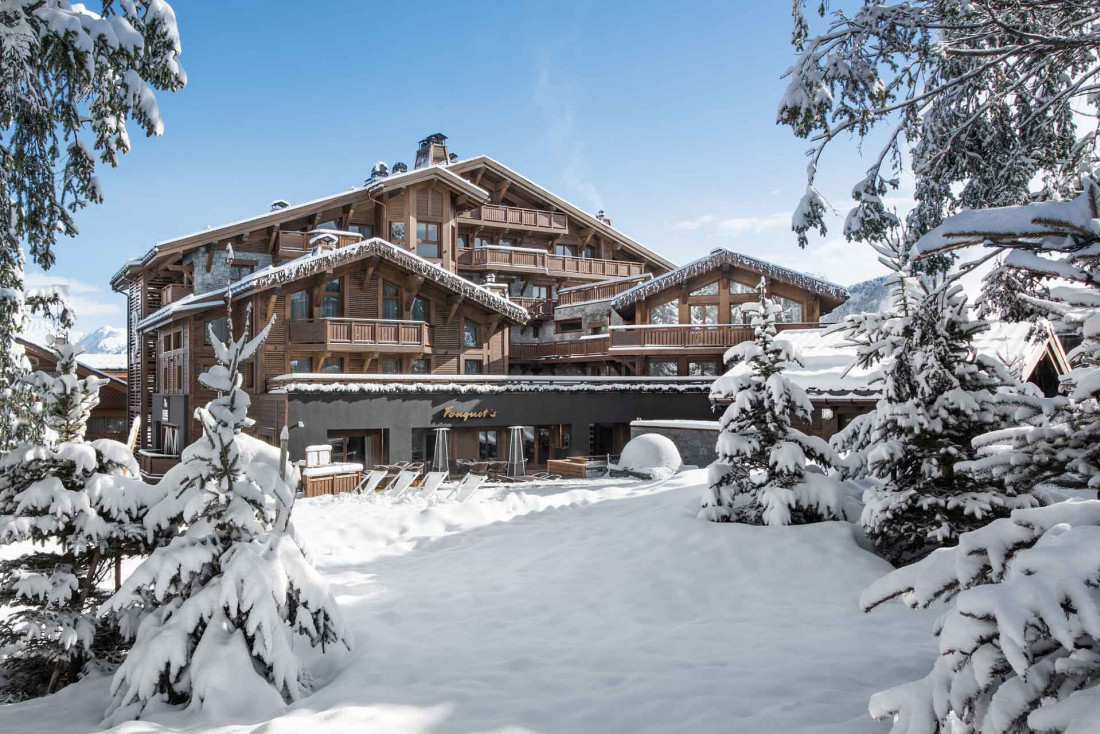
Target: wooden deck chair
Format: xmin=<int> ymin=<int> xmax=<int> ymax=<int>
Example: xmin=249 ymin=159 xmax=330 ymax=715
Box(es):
xmin=417 ymin=471 xmax=449 ymax=501
xmin=386 ymin=470 xmax=419 ymax=501
xmin=450 ymin=473 xmax=487 ymax=503
xmin=353 ymin=469 xmax=388 ymax=495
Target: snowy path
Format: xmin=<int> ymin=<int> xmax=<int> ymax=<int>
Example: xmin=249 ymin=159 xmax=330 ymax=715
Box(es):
xmin=0 ymin=471 xmax=937 ymax=733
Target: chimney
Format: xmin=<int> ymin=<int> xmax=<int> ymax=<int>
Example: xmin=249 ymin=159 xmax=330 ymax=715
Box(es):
xmin=415 ymin=133 xmax=450 ymax=169
xmin=392 ymin=161 xmax=408 ymax=175
xmin=596 ymin=209 xmax=612 ymax=226
xmin=270 ymin=199 xmax=290 ymax=211
xmin=366 ymin=161 xmax=389 ymax=184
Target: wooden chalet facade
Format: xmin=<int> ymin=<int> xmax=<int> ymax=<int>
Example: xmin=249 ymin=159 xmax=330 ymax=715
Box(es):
xmin=111 ymin=135 xmax=849 ymax=474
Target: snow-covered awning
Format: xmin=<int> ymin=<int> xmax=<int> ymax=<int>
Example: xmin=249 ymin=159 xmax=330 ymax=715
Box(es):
xmin=269 ymin=373 xmax=714 ymax=396
xmin=610 ymin=249 xmax=849 ymax=315
xmin=712 ymin=321 xmax=1068 ymax=403
xmin=138 ymin=237 xmax=530 ymax=332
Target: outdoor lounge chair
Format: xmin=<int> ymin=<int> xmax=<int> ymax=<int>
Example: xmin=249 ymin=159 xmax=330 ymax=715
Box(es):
xmin=416 ymin=471 xmax=449 ymax=501
xmin=386 ymin=470 xmax=419 ymax=501
xmin=353 ymin=469 xmax=389 ymax=495
xmin=450 ymin=473 xmax=487 ymax=503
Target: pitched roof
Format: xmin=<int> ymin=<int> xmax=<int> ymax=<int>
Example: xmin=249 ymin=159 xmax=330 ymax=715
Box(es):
xmin=17 ymin=338 xmax=127 ymax=388
xmin=611 ymin=248 xmax=849 ymax=313
xmin=137 ymin=237 xmax=530 ymax=332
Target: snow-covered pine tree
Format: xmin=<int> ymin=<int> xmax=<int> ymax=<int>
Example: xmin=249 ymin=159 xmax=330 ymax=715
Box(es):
xmin=0 ymin=2 xmax=185 ymax=449
xmin=860 ymin=500 xmax=1100 ymax=733
xmin=781 ymin=2 xmax=1100 ymax=247
xmin=102 ymin=303 xmax=350 ymax=723
xmin=0 ymin=343 xmax=155 ymax=700
xmin=917 ymin=179 xmax=1100 ymax=502
xmin=700 ymin=278 xmax=846 ymax=526
xmin=831 ymin=232 xmax=1043 ymax=565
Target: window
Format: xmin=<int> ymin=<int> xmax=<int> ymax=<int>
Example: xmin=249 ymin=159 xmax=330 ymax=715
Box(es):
xmin=690 ymin=282 xmax=719 ymax=296
xmin=204 ymin=316 xmax=229 ymax=345
xmin=464 ymin=359 xmax=483 ymax=375
xmin=647 ymin=361 xmax=679 ymax=376
xmin=316 ymin=219 xmax=340 ymax=230
xmin=556 ymin=320 xmax=582 ymax=333
xmin=87 ymin=416 xmax=127 ymax=436
xmin=416 ymin=221 xmax=441 ymax=258
xmin=478 ymin=430 xmax=498 ymax=460
xmin=410 ymin=358 xmax=429 ymax=374
xmin=320 ymin=357 xmax=342 ymax=374
xmin=474 ymin=236 xmax=492 ymax=248
xmin=555 ymin=243 xmax=574 ymax=257
xmin=730 ymin=305 xmax=746 ymax=325
xmin=582 ymin=245 xmax=596 ymax=259
xmin=531 ymin=284 xmax=549 ymax=299
xmin=322 ymin=278 xmax=342 ymax=318
xmin=730 ymin=279 xmax=755 ymax=294
xmin=172 ymin=331 xmax=182 ymax=350
xmin=382 ymin=282 xmax=399 ymax=320
xmin=649 ymin=300 xmax=679 ymax=325
xmin=175 ymin=364 xmax=183 ymax=389
xmin=411 ymin=296 xmax=429 ymax=323
xmin=457 ymin=234 xmax=467 ymax=249
xmin=463 ymin=320 xmax=479 ymax=348
xmin=382 ymin=358 xmax=399 ymax=374
xmin=498 ymin=238 xmax=514 ymax=248
xmin=389 ymin=221 xmax=405 ymax=244
xmin=162 ymin=333 xmax=171 ymax=352
xmin=289 ymin=357 xmax=311 ymax=373
xmin=290 ymin=290 xmax=310 ymax=321
xmin=350 ymin=223 xmax=375 ymax=238
xmin=690 ymin=304 xmax=718 ymax=325
xmin=774 ymin=295 xmax=803 ymax=323
xmin=689 ymin=361 xmax=718 ymax=377
xmin=230 ymin=263 xmax=255 ymax=282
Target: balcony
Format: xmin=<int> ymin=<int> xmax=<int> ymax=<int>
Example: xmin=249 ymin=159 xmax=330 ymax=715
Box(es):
xmin=159 ymin=283 xmax=193 ymax=306
xmin=511 ymin=336 xmax=610 ymax=361
xmin=275 ymin=229 xmax=363 ymax=263
xmin=458 ymin=204 xmax=568 ymax=235
xmin=557 ymin=276 xmax=648 ymax=306
xmin=511 ymin=297 xmax=553 ymax=320
xmin=288 ymin=318 xmax=432 ymax=352
xmin=457 ymin=246 xmax=645 ymax=281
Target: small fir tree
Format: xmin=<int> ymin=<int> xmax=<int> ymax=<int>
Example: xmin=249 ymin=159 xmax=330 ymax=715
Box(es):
xmin=102 ymin=304 xmax=350 ymax=723
xmin=0 ymin=343 xmax=155 ymax=700
xmin=701 ymin=278 xmax=845 ymax=526
xmin=831 ymin=233 xmax=1043 ymax=565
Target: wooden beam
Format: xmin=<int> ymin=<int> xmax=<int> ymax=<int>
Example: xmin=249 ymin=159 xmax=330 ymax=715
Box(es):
xmin=472 ymin=169 xmax=485 ymax=187
xmin=205 ymin=246 xmax=215 ymax=273
xmin=266 ymin=225 xmax=280 ymax=253
xmin=362 ymin=351 xmax=379 ymax=373
xmin=485 ymin=314 xmax=501 ymax=336
xmin=491 ymin=181 xmax=510 ymax=205
xmin=405 ymin=273 xmax=425 ymax=297
xmin=359 ymin=255 xmax=379 ymax=286
xmin=578 ymin=227 xmax=595 ymax=249
xmin=445 ymin=295 xmax=464 ymax=325
xmin=341 ymin=203 xmax=356 ymax=230
xmin=308 ymin=212 xmax=321 ymax=230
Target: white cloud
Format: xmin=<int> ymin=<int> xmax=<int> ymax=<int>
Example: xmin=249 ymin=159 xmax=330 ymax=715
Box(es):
xmin=23 ymin=271 xmax=123 ymax=325
xmin=672 ymin=215 xmax=716 ymax=231
xmin=671 ymin=212 xmax=789 ymax=236
xmin=769 ymin=236 xmax=890 ymax=286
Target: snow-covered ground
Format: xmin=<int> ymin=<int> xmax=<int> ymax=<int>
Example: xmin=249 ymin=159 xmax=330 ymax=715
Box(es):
xmin=0 ymin=470 xmax=937 ymax=733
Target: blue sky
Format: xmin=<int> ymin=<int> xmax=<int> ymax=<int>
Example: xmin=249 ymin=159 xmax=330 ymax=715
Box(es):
xmin=32 ymin=0 xmax=898 ymax=334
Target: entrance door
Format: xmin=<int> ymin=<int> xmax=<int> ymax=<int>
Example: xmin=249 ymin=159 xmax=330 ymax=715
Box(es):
xmin=590 ymin=423 xmax=615 ymax=456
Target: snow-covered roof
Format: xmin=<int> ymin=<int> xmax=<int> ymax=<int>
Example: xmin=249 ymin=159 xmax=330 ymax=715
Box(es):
xmin=557 ymin=272 xmax=653 ymax=295
xmin=611 ymin=249 xmax=850 ymax=313
xmin=137 ymin=237 xmax=530 ymax=332
xmin=111 ymin=164 xmax=492 ymax=290
xmin=270 ymin=373 xmax=713 ymax=395
xmin=76 ymin=353 xmax=127 ymax=372
xmin=17 ymin=338 xmax=127 ymax=387
xmin=630 ymin=419 xmax=719 ymax=431
xmin=449 ymin=156 xmax=678 ymax=272
xmin=713 ymin=321 xmax=1068 ymax=402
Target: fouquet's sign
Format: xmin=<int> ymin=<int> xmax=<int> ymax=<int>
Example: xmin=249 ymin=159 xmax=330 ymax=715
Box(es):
xmin=441 ymin=405 xmax=498 ymax=421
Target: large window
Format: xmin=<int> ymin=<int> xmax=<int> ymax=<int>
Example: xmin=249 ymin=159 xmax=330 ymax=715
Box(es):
xmin=381 ymin=358 xmax=399 ymax=374
xmin=690 ymin=304 xmax=718 ymax=325
xmin=498 ymin=238 xmax=514 ymax=248
xmin=321 ymin=278 xmax=341 ymax=318
xmin=411 ymin=296 xmax=429 ymax=323
xmin=647 ymin=361 xmax=678 ymax=377
xmin=416 ymin=222 xmax=440 ymax=258
xmin=289 ymin=357 xmax=311 ymax=373
xmin=350 ymin=223 xmax=375 ymax=238
xmin=690 ymin=281 xmax=719 ymax=296
xmin=320 ymin=357 xmax=342 ymax=374
xmin=730 ymin=279 xmax=755 ymax=294
xmin=290 ymin=290 xmax=310 ymax=321
xmin=464 ymin=359 xmax=483 ymax=375
xmin=730 ymin=305 xmax=746 ymax=325
xmin=474 ymin=236 xmax=492 ymax=248
xmin=410 ymin=358 xmax=429 ymax=374
xmin=382 ymin=282 xmax=399 ymax=320
xmin=555 ymin=243 xmax=574 ymax=257
xmin=389 ymin=221 xmax=405 ymax=244
xmin=689 ymin=361 xmax=718 ymax=377
xmin=463 ymin=320 xmax=479 ymax=348
xmin=204 ymin=316 xmax=229 ymax=345
xmin=478 ymin=430 xmax=498 ymax=460
xmin=649 ymin=300 xmax=679 ymax=325
xmin=582 ymin=245 xmax=596 ymax=259
xmin=774 ymin=295 xmax=803 ymax=323
xmin=457 ymin=234 xmax=468 ymax=249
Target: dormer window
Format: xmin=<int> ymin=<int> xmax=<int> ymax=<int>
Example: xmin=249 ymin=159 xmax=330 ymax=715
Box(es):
xmin=416 ymin=222 xmax=440 ymax=258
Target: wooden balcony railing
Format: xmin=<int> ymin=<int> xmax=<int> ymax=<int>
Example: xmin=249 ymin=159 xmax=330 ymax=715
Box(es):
xmin=557 ymin=277 xmax=646 ymax=306
xmin=457 ymin=247 xmax=644 ymax=280
xmin=458 ymin=204 xmax=568 ymax=234
xmin=288 ymin=318 xmax=432 ymax=350
xmin=511 ymin=336 xmax=610 ymax=361
xmin=159 ymin=283 xmax=193 ymax=305
xmin=275 ymin=229 xmax=363 ymax=263
xmin=511 ymin=297 xmax=554 ymax=319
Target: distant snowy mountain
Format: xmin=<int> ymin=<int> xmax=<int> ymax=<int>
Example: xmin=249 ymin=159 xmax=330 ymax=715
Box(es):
xmin=821 ymin=275 xmax=890 ymax=322
xmin=76 ymin=326 xmax=126 ymax=355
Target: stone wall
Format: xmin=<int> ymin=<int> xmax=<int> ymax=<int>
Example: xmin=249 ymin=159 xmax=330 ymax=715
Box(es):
xmin=629 ymin=421 xmax=718 ymax=468
xmin=186 ymin=247 xmax=273 ymax=295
